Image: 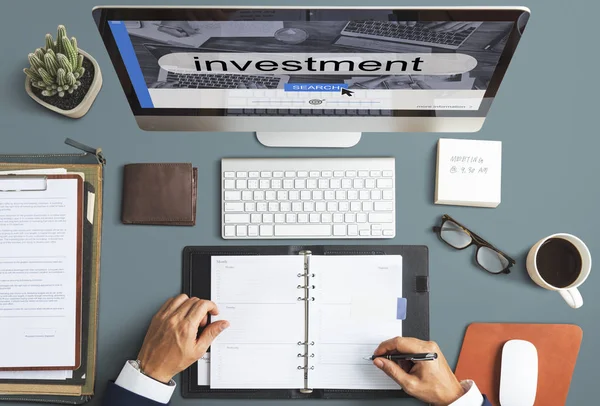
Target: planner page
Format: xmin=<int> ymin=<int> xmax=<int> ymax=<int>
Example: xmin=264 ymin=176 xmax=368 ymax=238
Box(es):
xmin=210 ymin=255 xmax=306 ymax=389
xmin=307 ymin=255 xmax=403 ymax=390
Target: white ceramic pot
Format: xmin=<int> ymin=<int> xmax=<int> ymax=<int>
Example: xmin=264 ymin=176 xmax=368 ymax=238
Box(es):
xmin=25 ymin=49 xmax=102 ymax=119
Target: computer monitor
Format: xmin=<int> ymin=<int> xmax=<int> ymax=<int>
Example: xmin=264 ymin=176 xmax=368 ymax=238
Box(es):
xmin=93 ymin=6 xmax=529 ymax=147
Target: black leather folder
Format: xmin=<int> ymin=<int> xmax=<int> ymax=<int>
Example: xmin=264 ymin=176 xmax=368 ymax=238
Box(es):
xmin=182 ymin=245 xmax=429 ymax=400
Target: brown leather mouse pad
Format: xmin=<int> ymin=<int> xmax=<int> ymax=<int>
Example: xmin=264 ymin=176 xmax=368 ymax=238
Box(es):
xmin=455 ymin=323 xmax=582 ymax=406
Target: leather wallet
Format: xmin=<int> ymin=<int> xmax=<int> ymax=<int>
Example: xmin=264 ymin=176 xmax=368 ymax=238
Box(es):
xmin=121 ymin=163 xmax=197 ymax=226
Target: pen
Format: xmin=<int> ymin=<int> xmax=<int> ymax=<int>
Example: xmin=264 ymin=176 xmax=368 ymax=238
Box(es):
xmin=363 ymin=353 xmax=438 ymax=362
xmin=483 ymin=28 xmax=511 ymax=50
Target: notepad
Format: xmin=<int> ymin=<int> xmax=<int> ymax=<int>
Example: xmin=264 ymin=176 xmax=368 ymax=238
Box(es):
xmin=435 ymin=138 xmax=502 ymax=208
xmin=0 ymin=175 xmax=83 ymax=370
xmin=210 ymin=254 xmax=402 ymax=391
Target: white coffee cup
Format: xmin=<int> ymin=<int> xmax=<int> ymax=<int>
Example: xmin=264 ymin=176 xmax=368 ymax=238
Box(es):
xmin=526 ymin=233 xmax=591 ymax=309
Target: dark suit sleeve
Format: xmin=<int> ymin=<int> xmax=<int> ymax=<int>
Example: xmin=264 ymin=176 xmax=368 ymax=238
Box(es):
xmin=482 ymin=395 xmax=492 ymax=406
xmin=102 ymin=382 xmax=167 ymax=406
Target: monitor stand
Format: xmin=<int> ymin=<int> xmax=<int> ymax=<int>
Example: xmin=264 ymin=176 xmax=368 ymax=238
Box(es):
xmin=256 ymin=132 xmax=362 ymax=148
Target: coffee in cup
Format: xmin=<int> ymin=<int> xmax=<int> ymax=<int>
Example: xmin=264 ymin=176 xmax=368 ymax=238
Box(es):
xmin=526 ymin=233 xmax=591 ymax=309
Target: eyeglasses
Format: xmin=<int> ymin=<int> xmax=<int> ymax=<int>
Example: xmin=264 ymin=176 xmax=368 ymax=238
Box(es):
xmin=432 ymin=214 xmax=515 ymax=275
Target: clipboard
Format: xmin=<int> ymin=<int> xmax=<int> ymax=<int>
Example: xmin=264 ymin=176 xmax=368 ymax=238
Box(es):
xmin=181 ymin=245 xmax=429 ymax=399
xmin=0 ymin=174 xmax=84 ymax=372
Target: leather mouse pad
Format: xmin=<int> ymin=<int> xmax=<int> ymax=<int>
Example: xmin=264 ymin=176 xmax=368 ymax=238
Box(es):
xmin=455 ymin=323 xmax=582 ymax=406
xmin=121 ymin=163 xmax=197 ymax=225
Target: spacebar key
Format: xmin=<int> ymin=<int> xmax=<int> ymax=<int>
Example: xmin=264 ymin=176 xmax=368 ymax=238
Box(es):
xmin=275 ymin=225 xmax=331 ymax=237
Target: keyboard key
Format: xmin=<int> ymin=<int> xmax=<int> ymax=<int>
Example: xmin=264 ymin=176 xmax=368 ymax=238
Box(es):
xmin=272 ymin=179 xmax=282 ymax=189
xmin=342 ymin=179 xmax=353 ymax=189
xmin=236 ymin=225 xmax=247 ymax=237
xmin=359 ymin=230 xmax=370 ymax=236
xmin=307 ymin=179 xmax=318 ymax=189
xmin=260 ymin=225 xmax=274 ymax=236
xmin=333 ymin=225 xmax=347 ymax=236
xmin=322 ymin=213 xmax=332 ymax=223
xmin=273 ymin=171 xmax=284 ymax=178
xmin=383 ymin=190 xmax=394 ymax=200
xmin=365 ymin=179 xmax=376 ymax=189
xmin=224 ymin=191 xmax=241 ymax=201
xmin=236 ymin=179 xmax=247 ymax=189
xmin=260 ymin=179 xmax=270 ymax=189
xmin=345 ymin=213 xmax=356 ymax=223
xmin=334 ymin=171 xmax=344 ymax=177
xmin=375 ymin=202 xmax=394 ymax=211
xmin=318 ymin=179 xmax=329 ymax=189
xmin=225 ymin=203 xmax=244 ymax=212
xmin=310 ymin=213 xmax=320 ymax=223
xmin=339 ymin=202 xmax=349 ymax=212
xmin=377 ymin=179 xmax=394 ymax=188
xmin=292 ymin=202 xmax=303 ymax=212
xmin=275 ymin=214 xmax=285 ymax=223
xmin=248 ymin=225 xmax=259 ymax=237
xmin=316 ymin=202 xmax=327 ymax=212
xmin=268 ymin=202 xmax=279 ymax=212
xmin=298 ymin=214 xmax=309 ymax=223
xmin=383 ymin=230 xmax=394 ymax=236
xmin=254 ymin=191 xmax=265 ymax=201
xmin=249 ymin=171 xmax=259 ymax=178
xmin=358 ymin=170 xmax=369 ymax=177
xmin=371 ymin=190 xmax=382 ymax=200
xmin=295 ymin=179 xmax=306 ymax=189
xmin=313 ymin=190 xmax=323 ymax=200
xmin=336 ymin=190 xmax=347 ymax=200
xmin=245 ymin=202 xmax=256 ymax=212
xmin=224 ymin=172 xmax=235 ymax=178
xmin=236 ymin=172 xmax=248 ymax=178
xmin=363 ymin=202 xmax=373 ymax=211
xmin=286 ymin=213 xmax=297 ymax=223
xmin=275 ymin=225 xmax=331 ymax=237
xmin=257 ymin=203 xmax=267 ymax=212
xmin=330 ymin=179 xmax=341 ymax=189
xmin=266 ymin=191 xmax=277 ymax=201
xmin=359 ymin=190 xmax=370 ymax=200
xmin=370 ymin=170 xmax=382 ymax=177
xmin=383 ymin=170 xmax=393 ymax=177
xmin=348 ymin=225 xmax=358 ymax=236
xmin=348 ymin=190 xmax=358 ymax=200
xmin=242 ymin=191 xmax=253 ymax=201
xmin=372 ymin=229 xmax=382 ymax=236
xmin=283 ymin=180 xmax=294 ymax=189
xmin=289 ymin=191 xmax=300 ymax=200
xmin=346 ymin=170 xmax=357 ymax=177
xmin=224 ymin=180 xmax=235 ymax=189
xmin=327 ymin=202 xmax=338 ymax=212
xmin=281 ymin=202 xmax=291 ymax=212
xmin=309 ymin=171 xmax=320 ymax=177
xmin=369 ymin=213 xmax=394 ymax=223
xmin=298 ymin=171 xmax=308 ymax=177
xmin=224 ymin=225 xmax=235 ymax=237
xmin=333 ymin=213 xmax=344 ymax=223
xmin=247 ymin=180 xmax=258 ymax=189
xmin=263 ymin=214 xmax=274 ymax=223
xmin=285 ymin=171 xmax=296 ymax=177
xmin=322 ymin=171 xmax=333 ymax=177
xmin=354 ymin=179 xmax=365 ymax=189
xmin=251 ymin=214 xmax=262 ymax=223
xmin=260 ymin=171 xmax=272 ymax=177
xmin=351 ymin=202 xmax=361 ymax=211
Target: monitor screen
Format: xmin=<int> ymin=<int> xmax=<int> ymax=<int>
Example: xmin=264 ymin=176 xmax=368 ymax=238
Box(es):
xmin=100 ymin=8 xmax=525 ymax=117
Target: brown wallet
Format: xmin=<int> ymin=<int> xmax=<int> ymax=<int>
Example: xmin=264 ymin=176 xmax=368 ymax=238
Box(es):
xmin=121 ymin=163 xmax=197 ymax=226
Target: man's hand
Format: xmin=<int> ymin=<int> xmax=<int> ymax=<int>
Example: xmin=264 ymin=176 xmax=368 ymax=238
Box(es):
xmin=373 ymin=337 xmax=463 ymax=406
xmin=137 ymin=294 xmax=229 ymax=383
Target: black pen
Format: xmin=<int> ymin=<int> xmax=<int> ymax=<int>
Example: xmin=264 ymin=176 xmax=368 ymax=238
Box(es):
xmin=364 ymin=353 xmax=438 ymax=362
xmin=483 ymin=28 xmax=511 ymax=50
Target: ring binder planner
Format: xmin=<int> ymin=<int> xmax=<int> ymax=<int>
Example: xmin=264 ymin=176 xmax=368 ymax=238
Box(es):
xmin=298 ymin=250 xmax=314 ymax=394
xmin=182 ymin=245 xmax=429 ymax=400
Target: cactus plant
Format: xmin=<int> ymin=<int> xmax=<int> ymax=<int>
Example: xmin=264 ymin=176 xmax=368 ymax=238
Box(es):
xmin=23 ymin=25 xmax=85 ymax=98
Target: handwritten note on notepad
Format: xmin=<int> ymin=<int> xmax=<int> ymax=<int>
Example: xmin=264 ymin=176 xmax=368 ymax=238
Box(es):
xmin=435 ymin=138 xmax=502 ymax=208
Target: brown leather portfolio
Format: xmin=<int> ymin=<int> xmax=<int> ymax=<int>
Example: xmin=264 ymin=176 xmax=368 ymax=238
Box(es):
xmin=455 ymin=323 xmax=583 ymax=406
xmin=121 ymin=163 xmax=198 ymax=226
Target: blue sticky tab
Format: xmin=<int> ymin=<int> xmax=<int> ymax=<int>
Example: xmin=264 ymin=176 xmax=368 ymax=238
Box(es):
xmin=396 ymin=298 xmax=407 ymax=320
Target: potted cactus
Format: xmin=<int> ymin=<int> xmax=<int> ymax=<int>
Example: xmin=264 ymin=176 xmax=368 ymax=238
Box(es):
xmin=24 ymin=25 xmax=102 ymax=119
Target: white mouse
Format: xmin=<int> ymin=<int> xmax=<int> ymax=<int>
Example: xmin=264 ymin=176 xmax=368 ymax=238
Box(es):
xmin=499 ymin=340 xmax=538 ymax=406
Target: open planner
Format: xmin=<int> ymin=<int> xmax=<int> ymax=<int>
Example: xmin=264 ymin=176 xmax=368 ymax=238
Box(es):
xmin=183 ymin=245 xmax=429 ymax=399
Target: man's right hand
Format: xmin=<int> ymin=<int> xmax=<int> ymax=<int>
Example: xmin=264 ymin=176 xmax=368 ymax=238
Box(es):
xmin=373 ymin=337 xmax=464 ymax=406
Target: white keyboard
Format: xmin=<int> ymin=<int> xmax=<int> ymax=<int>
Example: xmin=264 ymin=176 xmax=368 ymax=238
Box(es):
xmin=221 ymin=158 xmax=395 ymax=239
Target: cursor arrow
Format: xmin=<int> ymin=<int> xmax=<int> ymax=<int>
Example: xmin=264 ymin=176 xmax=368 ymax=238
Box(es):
xmin=341 ymin=88 xmax=354 ymax=97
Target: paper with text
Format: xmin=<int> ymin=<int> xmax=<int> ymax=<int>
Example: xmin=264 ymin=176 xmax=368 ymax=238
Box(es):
xmin=0 ymin=179 xmax=79 ymax=368
xmin=307 ymin=255 xmax=403 ymax=390
xmin=210 ymin=256 xmax=305 ymax=389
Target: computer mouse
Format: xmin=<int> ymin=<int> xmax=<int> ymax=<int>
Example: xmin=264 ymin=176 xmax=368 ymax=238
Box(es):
xmin=499 ymin=340 xmax=538 ymax=406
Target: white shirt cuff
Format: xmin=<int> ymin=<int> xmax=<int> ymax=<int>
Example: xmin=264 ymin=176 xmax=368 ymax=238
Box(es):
xmin=115 ymin=361 xmax=176 ymax=404
xmin=449 ymin=380 xmax=485 ymax=406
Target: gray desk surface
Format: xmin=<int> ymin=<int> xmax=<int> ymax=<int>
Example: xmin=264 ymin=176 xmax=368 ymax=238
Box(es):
xmin=0 ymin=0 xmax=596 ymax=405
